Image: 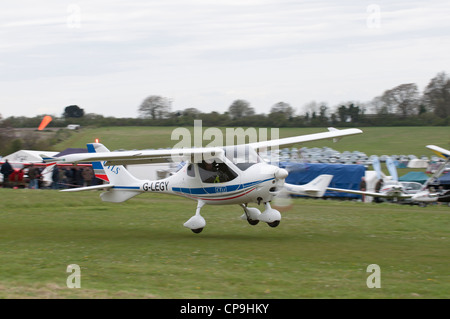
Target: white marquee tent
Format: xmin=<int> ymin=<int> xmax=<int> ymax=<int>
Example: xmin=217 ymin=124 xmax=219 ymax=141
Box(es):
xmin=407 ymin=159 xmax=429 ymax=168
xmin=3 ymin=150 xmax=58 ymax=163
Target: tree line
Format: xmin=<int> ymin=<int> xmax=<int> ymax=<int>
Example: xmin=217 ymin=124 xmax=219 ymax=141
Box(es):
xmin=1 ymin=71 xmax=449 ymax=154
xmin=1 ymin=71 xmax=448 ymax=155
xmin=136 ymin=71 xmax=450 ymax=127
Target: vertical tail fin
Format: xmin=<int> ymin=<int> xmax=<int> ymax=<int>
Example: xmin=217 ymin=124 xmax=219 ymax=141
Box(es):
xmin=87 ymin=143 xmax=140 ymax=185
xmin=87 ymin=143 xmax=110 ymax=182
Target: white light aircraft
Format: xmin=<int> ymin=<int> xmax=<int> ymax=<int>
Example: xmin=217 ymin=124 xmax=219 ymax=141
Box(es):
xmin=44 ymin=128 xmax=362 ymax=233
xmin=327 ymin=145 xmax=450 ymax=205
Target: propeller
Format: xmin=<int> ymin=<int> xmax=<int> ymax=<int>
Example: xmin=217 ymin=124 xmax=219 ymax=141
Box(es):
xmin=271 ymin=187 xmax=294 ymax=212
xmin=271 ymin=162 xmax=307 ymax=212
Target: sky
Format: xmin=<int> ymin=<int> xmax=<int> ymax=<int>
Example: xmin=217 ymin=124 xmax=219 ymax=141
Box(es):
xmin=1 ymin=0 xmax=449 ymax=118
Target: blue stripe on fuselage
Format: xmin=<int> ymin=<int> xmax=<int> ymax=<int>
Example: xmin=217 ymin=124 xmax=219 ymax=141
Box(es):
xmin=112 ymin=186 xmax=140 ymax=190
xmin=172 ymin=177 xmax=274 ymax=195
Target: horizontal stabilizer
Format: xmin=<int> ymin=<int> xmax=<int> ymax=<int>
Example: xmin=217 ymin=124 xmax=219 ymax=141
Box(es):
xmin=40 ymin=154 xmax=56 ymax=162
xmin=61 ymin=184 xmax=115 ymax=192
xmin=326 ymin=187 xmax=412 ymax=199
xmin=100 ymin=190 xmax=141 ymax=203
xmin=284 ymin=174 xmax=333 ymax=197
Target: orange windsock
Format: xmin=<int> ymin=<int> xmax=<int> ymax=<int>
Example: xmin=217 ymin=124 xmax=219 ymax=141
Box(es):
xmin=38 ymin=115 xmax=52 ymax=130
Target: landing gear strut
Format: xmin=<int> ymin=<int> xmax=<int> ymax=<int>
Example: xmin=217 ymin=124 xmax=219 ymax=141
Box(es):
xmin=240 ymin=202 xmax=281 ymax=227
xmin=240 ymin=204 xmax=261 ymax=225
xmin=258 ymin=202 xmax=281 ymax=227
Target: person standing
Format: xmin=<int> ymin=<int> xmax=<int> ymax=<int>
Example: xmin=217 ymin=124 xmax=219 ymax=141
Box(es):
xmin=1 ymin=159 xmax=13 ymax=188
xmin=82 ymin=167 xmax=94 ymax=186
xmin=28 ymin=164 xmax=40 ymax=189
xmin=374 ymin=178 xmax=384 ymax=203
xmin=359 ymin=176 xmax=367 ymax=202
xmin=59 ymin=167 xmax=67 ymax=189
xmin=51 ymin=165 xmax=60 ymax=189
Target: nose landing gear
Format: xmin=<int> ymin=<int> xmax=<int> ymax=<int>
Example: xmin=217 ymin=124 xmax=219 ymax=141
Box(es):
xmin=241 ymin=202 xmax=281 ymax=227
xmin=240 ymin=204 xmax=261 ymax=225
xmin=258 ymin=202 xmax=281 ymax=227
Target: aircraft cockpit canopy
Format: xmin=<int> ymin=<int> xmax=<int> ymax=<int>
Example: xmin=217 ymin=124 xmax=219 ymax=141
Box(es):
xmin=222 ymin=145 xmax=263 ymax=171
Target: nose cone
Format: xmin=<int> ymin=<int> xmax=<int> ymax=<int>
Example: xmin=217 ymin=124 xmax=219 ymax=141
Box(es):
xmin=275 ymin=168 xmax=288 ymax=180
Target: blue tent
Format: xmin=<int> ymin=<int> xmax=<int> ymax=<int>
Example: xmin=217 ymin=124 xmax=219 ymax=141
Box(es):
xmin=398 ymin=171 xmax=429 ymax=184
xmin=280 ymin=162 xmax=365 ymax=198
xmin=437 ymin=172 xmax=450 ymax=185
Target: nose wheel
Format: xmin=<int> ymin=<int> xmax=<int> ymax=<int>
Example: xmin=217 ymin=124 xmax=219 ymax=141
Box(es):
xmin=240 ymin=203 xmax=281 ymax=227
xmin=259 ymin=202 xmax=281 ymax=227
xmin=240 ymin=204 xmax=261 ymax=226
xmin=267 ymin=220 xmax=280 ymax=228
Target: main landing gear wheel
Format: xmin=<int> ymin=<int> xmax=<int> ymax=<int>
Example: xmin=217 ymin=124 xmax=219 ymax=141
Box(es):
xmin=267 ymin=220 xmax=280 ymax=228
xmin=191 ymin=228 xmax=204 ymax=234
xmin=184 ymin=201 xmax=206 ymax=234
xmin=247 ymin=219 xmax=260 ymax=226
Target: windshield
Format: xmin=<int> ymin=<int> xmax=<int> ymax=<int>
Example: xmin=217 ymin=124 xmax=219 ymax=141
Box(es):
xmin=223 ymin=145 xmax=263 ymax=171
xmin=198 ymin=160 xmax=237 ymax=183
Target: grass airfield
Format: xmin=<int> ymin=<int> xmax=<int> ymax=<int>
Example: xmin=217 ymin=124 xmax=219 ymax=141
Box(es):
xmin=0 ymin=188 xmax=448 ymax=299
xmin=52 ymin=126 xmax=450 ymax=157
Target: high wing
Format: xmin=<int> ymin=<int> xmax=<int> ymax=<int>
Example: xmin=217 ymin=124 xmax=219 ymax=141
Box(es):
xmin=44 ymin=127 xmax=362 ymax=165
xmin=426 ymin=145 xmax=450 ymax=159
xmin=326 ymin=187 xmax=413 ymax=199
xmin=421 ymin=145 xmax=450 ymax=191
xmin=248 ymin=128 xmax=362 ymax=150
xmin=45 ymin=146 xmax=225 ymax=166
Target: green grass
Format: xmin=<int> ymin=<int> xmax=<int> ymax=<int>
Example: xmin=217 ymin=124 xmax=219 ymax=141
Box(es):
xmin=0 ymin=189 xmax=448 ymax=298
xmin=52 ymin=126 xmax=450 ymax=157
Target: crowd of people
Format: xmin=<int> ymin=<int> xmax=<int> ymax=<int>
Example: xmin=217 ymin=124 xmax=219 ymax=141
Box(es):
xmin=0 ymin=160 xmax=101 ymax=190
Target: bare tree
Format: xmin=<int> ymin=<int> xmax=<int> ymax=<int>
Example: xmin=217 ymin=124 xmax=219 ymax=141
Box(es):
xmin=270 ymin=102 xmax=295 ymax=119
xmin=228 ymin=99 xmax=255 ymax=119
xmin=302 ymin=101 xmax=318 ymax=116
xmin=423 ymin=72 xmax=450 ymax=118
xmin=368 ymin=96 xmax=387 ymax=115
xmin=138 ymin=95 xmax=172 ymax=119
xmin=377 ymin=83 xmax=419 ymax=116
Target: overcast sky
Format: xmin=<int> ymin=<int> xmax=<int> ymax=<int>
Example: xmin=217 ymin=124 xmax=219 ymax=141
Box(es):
xmin=1 ymin=0 xmax=449 ymax=118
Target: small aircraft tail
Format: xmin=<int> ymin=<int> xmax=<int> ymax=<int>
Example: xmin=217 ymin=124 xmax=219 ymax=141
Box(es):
xmin=68 ymin=143 xmax=143 ymax=203
xmin=386 ymin=156 xmax=398 ymax=182
xmin=87 ymin=143 xmax=140 ymax=186
xmin=284 ymin=174 xmax=333 ymax=197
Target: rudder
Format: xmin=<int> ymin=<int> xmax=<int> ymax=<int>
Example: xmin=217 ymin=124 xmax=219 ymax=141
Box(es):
xmin=87 ymin=143 xmax=140 ymax=185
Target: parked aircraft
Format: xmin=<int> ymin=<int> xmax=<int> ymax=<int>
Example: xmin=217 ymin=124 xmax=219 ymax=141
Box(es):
xmin=327 ymin=145 xmax=450 ymax=205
